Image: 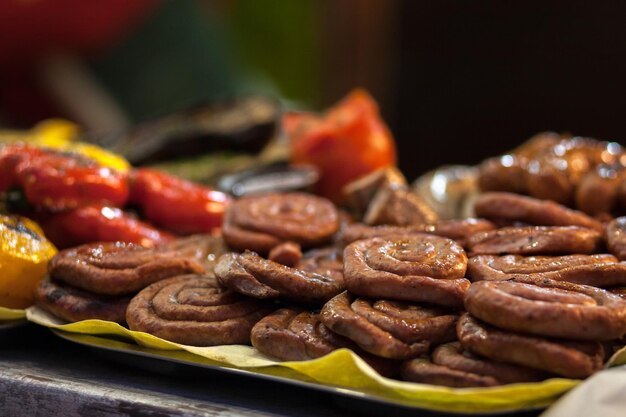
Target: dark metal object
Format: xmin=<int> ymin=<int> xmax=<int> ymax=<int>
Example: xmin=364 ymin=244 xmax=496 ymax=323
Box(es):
xmin=218 ymin=164 xmax=319 ymax=197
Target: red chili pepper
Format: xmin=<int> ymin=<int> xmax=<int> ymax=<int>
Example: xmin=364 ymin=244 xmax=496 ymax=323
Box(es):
xmin=130 ymin=169 xmax=231 ymax=234
xmin=37 ymin=205 xmax=173 ymax=248
xmin=14 ymin=150 xmax=129 ymax=211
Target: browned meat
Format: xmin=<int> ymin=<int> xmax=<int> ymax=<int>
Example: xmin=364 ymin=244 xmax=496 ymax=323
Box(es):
xmin=268 ymin=241 xmax=303 ymax=267
xmin=478 ymin=155 xmax=528 ymax=193
xmin=524 ymin=153 xmax=580 ymax=204
xmin=34 ymin=276 xmax=131 ymax=324
xmin=363 ymin=186 xmax=438 ymax=226
xmin=250 ymin=307 xmax=398 ymax=376
xmin=222 ymin=192 xmax=339 ymax=254
xmin=610 ymin=287 xmax=626 ymax=300
xmin=457 ymin=313 xmax=604 ymax=379
xmin=464 ymin=278 xmax=626 ymax=341
xmin=338 ymin=218 xmax=496 ymax=248
xmin=320 ymin=292 xmax=455 ymax=360
xmin=575 ymin=165 xmax=626 ymax=215
xmin=126 ymin=274 xmax=271 ymax=346
xmin=512 ymin=132 xmax=563 ymax=158
xmin=343 ymin=166 xmax=407 ymax=217
xmin=431 ymin=342 xmax=548 ymax=384
xmin=478 ymin=133 xmax=563 ymax=194
xmin=524 ymin=138 xmax=620 ymax=204
xmin=467 ymin=226 xmax=603 ymax=255
xmin=606 ymin=217 xmax=626 ymax=261
xmin=401 ymin=342 xmax=547 ymax=387
xmin=467 ymin=254 xmax=626 ymax=287
xmin=47 ymin=236 xmax=216 ymax=295
xmin=401 ymin=360 xmax=499 ymax=388
xmin=296 ymin=247 xmax=344 ymax=284
xmin=343 ymin=235 xmax=469 ymax=309
xmin=214 ymin=250 xmax=344 ymax=305
xmin=251 ymin=308 xmax=340 ymax=360
xmin=474 ymin=192 xmax=604 ymax=232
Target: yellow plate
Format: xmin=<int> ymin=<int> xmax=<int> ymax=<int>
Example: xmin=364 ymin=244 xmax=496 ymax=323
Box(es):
xmin=26 ymin=306 xmax=621 ymax=414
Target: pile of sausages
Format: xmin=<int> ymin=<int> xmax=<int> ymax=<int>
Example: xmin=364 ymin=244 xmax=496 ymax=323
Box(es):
xmin=478 ymin=132 xmax=626 ymax=215
xmin=34 ymin=185 xmax=626 ymax=388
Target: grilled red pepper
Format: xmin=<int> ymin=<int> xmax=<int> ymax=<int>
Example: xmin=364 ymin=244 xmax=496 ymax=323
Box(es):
xmin=1 ymin=143 xmax=129 ymax=211
xmin=130 ymin=169 xmax=231 ymax=234
xmin=38 ymin=205 xmax=173 ymax=248
xmin=288 ymin=89 xmax=397 ymax=203
xmin=16 ymin=152 xmax=129 ymax=211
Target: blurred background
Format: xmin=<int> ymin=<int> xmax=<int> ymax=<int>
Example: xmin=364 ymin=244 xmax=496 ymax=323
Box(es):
xmin=2 ymin=0 xmax=626 ymax=180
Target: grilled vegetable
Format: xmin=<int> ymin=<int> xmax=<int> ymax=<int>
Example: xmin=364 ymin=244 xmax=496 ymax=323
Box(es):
xmin=130 ymin=169 xmax=230 ymax=234
xmin=0 ymin=215 xmax=57 ymax=308
xmin=288 ymin=89 xmax=396 ymax=203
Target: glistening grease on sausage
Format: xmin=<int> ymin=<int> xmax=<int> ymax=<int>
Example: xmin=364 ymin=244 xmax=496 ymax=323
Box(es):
xmin=343 ymin=235 xmax=470 ymax=308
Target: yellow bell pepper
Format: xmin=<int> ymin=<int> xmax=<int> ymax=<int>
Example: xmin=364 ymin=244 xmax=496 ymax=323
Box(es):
xmin=0 ymin=118 xmax=131 ymax=172
xmin=0 ymin=216 xmax=57 ymax=308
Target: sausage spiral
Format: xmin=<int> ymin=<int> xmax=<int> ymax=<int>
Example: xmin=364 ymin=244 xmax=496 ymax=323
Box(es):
xmin=320 ymin=291 xmax=456 ymax=359
xmin=464 ymin=278 xmax=626 ymax=341
xmin=126 ymin=274 xmax=271 ymax=346
xmin=34 ymin=276 xmax=131 ymax=324
xmin=343 ymin=235 xmax=469 ymax=308
xmin=467 ymin=254 xmax=626 ymax=287
xmin=222 ymin=193 xmax=339 ymax=253
xmin=47 ymin=235 xmax=221 ymax=295
xmin=457 ymin=314 xmax=604 ymax=378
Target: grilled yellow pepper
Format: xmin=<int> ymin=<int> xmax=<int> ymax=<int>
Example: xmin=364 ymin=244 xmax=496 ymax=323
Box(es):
xmin=0 ymin=216 xmax=57 ymax=308
xmin=0 ymin=118 xmax=130 ymax=172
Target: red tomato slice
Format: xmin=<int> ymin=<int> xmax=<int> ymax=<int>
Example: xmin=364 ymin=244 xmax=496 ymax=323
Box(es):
xmin=288 ymin=89 xmax=396 ymax=202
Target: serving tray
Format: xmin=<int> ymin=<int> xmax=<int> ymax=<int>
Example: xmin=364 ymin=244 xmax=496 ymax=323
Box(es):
xmin=51 ymin=329 xmax=544 ymax=417
xmin=25 ymin=306 xmax=599 ymax=415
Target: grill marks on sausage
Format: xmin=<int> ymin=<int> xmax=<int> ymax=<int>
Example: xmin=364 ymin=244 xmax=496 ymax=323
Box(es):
xmin=34 ymin=276 xmax=131 ymax=324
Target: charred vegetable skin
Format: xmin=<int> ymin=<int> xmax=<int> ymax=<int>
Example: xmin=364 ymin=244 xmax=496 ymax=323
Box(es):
xmin=0 ymin=215 xmax=57 ymax=308
xmin=129 ymin=169 xmax=230 ymax=234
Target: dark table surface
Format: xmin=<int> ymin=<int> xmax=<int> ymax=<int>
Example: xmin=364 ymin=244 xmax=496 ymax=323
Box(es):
xmin=0 ymin=323 xmax=544 ymax=417
xmin=0 ymin=323 xmax=362 ymax=417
